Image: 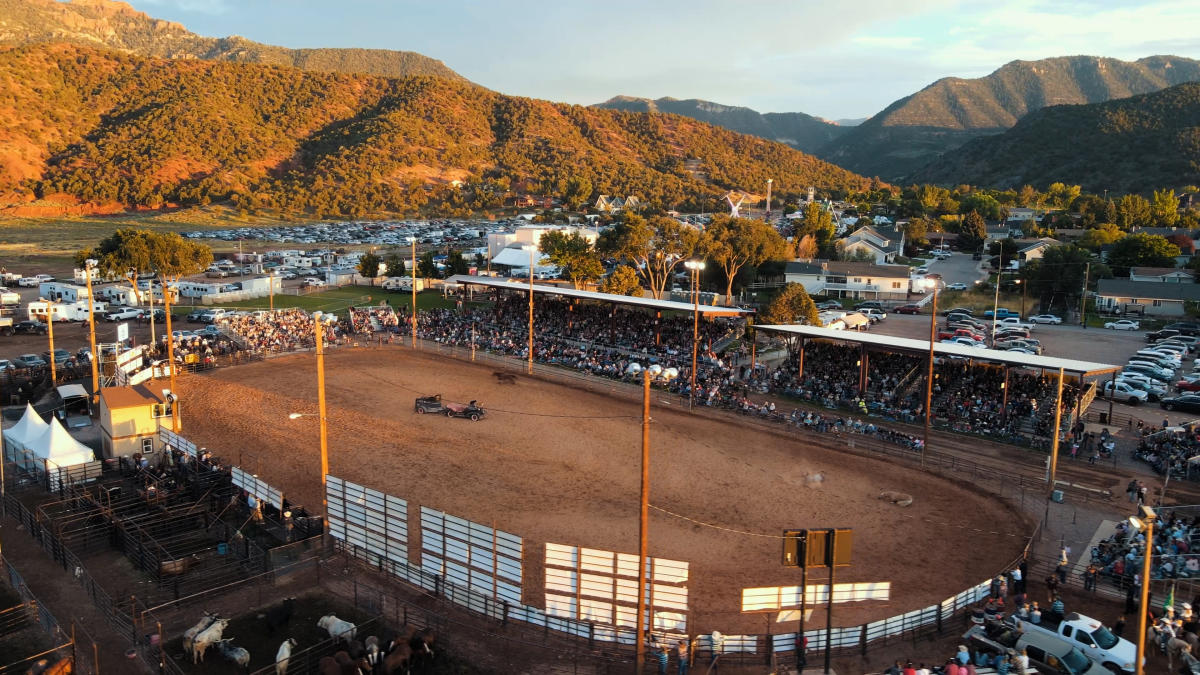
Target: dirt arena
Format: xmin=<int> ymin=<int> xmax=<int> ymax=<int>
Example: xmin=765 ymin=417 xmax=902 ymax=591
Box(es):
xmin=179 ymin=347 xmax=1027 ymax=635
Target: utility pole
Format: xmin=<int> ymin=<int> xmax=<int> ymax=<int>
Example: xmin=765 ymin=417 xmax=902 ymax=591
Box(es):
xmin=1080 ymin=262 xmax=1090 ymax=329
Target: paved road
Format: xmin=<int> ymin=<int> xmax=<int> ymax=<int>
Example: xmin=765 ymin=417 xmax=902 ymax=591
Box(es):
xmin=920 ymin=251 xmax=985 ymax=288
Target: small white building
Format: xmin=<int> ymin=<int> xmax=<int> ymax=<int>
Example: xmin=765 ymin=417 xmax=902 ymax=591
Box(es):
xmin=784 ymin=260 xmax=912 ymax=300
xmin=487 ymin=225 xmax=599 ymax=261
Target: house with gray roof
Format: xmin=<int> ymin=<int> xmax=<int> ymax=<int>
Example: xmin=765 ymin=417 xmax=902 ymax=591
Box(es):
xmin=836 ymin=225 xmax=906 ymax=264
xmin=1096 ymin=278 xmax=1200 ymax=317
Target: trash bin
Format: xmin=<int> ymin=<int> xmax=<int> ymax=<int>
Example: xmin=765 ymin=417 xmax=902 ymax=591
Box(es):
xmin=217 ymin=542 xmax=228 ymax=555
xmin=1099 ymin=412 xmax=1108 ymax=424
xmin=1051 ymin=489 xmax=1065 ymax=503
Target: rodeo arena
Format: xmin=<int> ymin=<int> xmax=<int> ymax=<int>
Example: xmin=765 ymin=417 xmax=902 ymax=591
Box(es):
xmin=6 ymin=273 xmax=1200 ymax=675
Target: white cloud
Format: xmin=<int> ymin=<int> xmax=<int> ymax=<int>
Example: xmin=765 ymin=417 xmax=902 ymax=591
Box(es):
xmin=852 ymin=36 xmax=922 ymax=50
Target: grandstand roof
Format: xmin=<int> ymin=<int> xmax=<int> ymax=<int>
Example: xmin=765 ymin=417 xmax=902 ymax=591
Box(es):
xmin=755 ymin=325 xmax=1121 ymax=376
xmin=445 ymin=275 xmax=754 ymax=317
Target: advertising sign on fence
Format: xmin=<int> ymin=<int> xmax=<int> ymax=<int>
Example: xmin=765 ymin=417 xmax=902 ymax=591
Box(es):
xmin=231 ymin=466 xmax=283 ymax=511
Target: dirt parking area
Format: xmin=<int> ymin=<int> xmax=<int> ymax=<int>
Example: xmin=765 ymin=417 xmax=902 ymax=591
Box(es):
xmin=178 ymin=347 xmax=1027 ymax=635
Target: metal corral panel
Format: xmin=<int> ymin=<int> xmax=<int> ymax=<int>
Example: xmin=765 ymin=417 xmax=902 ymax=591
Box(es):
xmin=545 ymin=542 xmax=690 ymax=631
xmin=325 ymin=475 xmax=408 ymax=564
xmin=420 ymin=505 xmax=523 ymax=605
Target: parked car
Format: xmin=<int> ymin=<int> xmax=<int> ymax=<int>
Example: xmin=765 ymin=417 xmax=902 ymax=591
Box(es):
xmin=105 ymin=307 xmax=141 ymax=322
xmin=1164 ymin=322 xmax=1200 ymax=336
xmin=1123 ymin=362 xmax=1174 ymax=381
xmin=1101 ymin=380 xmax=1150 ymax=405
xmin=915 ymin=266 xmax=929 ymax=275
xmin=1104 ymin=319 xmax=1140 ymax=331
xmin=1161 ymin=394 xmax=1200 ymax=413
xmin=13 ymin=353 xmax=47 ymax=368
xmin=1175 ymin=379 xmax=1200 ymax=392
xmin=0 ymin=359 xmax=10 ymax=371
xmin=894 ymin=304 xmax=922 ymax=315
xmin=995 ymin=317 xmax=1034 ymax=331
xmin=12 ymin=320 xmax=47 ymax=335
xmin=983 ymin=308 xmax=1019 ymax=319
xmin=853 ymin=301 xmax=885 ymax=311
xmin=1147 ymin=329 xmax=1181 ymax=343
xmin=137 ymin=308 xmax=167 ymax=323
xmin=303 ymin=277 xmax=327 ymax=288
xmin=861 ymin=308 xmax=887 ymax=322
xmin=997 ymin=339 xmax=1043 ymax=354
xmin=1028 ymin=314 xmax=1062 ymax=325
xmin=186 ymin=309 xmax=207 ymax=322
xmin=941 ymin=307 xmax=974 ymax=317
xmin=815 ymin=300 xmax=842 ymax=310
xmin=42 ymin=348 xmax=72 ymax=365
xmin=1116 ymin=378 xmax=1166 ymax=401
xmin=944 ymin=282 xmax=968 ymax=291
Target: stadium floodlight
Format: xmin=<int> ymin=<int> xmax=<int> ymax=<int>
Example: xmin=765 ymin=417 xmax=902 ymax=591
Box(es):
xmin=1128 ymin=505 xmax=1156 ymax=675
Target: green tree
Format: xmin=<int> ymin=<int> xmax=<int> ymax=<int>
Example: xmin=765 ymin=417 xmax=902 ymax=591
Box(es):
xmin=562 ymin=176 xmax=593 ymax=211
xmin=77 ymin=228 xmax=212 ymax=300
xmin=417 ymin=251 xmax=440 ymax=279
xmin=760 ymin=283 xmax=820 ymax=326
xmin=1023 ymin=245 xmax=1106 ymax=314
xmin=539 ymin=230 xmax=603 ymax=289
xmin=902 ymin=216 xmax=930 ymax=249
xmin=600 ymin=265 xmax=643 ymax=297
xmin=1152 ymin=188 xmax=1180 ymax=227
xmin=793 ymin=234 xmax=818 ymax=259
xmin=702 ymin=215 xmax=790 ymax=300
xmin=1115 ymin=194 xmax=1152 ymax=229
xmin=1106 ymin=233 xmax=1181 ymax=275
xmin=1045 ymin=183 xmax=1081 ymax=209
xmin=357 ymin=250 xmax=381 ymax=285
xmin=597 ymin=214 xmax=701 ymax=299
xmin=796 ymin=202 xmax=837 ymax=256
xmin=383 ymin=252 xmax=408 ymax=278
xmin=1076 ymin=223 xmax=1125 ymax=250
xmin=958 ymin=193 xmax=1003 ymax=221
xmin=958 ymin=211 xmax=987 ymax=252
xmin=445 ymin=250 xmax=471 ymax=276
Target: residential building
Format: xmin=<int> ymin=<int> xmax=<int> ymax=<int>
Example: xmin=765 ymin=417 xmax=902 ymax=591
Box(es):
xmin=595 ymin=195 xmax=641 ymax=214
xmin=1096 ymin=278 xmax=1200 ymax=317
xmin=784 ymin=260 xmax=912 ymax=300
xmin=98 ymin=384 xmax=171 ymax=459
xmin=1129 ymin=267 xmax=1194 ymax=283
xmin=837 ymin=225 xmax=906 ymax=264
xmin=1016 ymin=238 xmax=1061 ymax=264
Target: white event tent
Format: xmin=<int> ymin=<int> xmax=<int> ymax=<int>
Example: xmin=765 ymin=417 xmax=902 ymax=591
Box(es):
xmin=3 ymin=403 xmax=50 ymax=468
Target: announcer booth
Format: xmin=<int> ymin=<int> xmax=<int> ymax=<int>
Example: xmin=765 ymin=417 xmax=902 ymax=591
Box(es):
xmin=98 ymin=384 xmax=172 ymax=459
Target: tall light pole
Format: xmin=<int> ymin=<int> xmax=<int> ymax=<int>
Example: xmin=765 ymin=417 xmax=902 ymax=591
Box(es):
xmin=634 ymin=370 xmax=651 ymax=674
xmin=684 ymin=260 xmax=705 ymax=408
xmin=313 ymin=311 xmax=330 ymax=512
xmin=83 ymin=260 xmax=100 ymax=405
xmin=922 ymin=279 xmax=938 ymax=469
xmin=162 ymin=275 xmax=180 ymax=432
xmin=527 ymin=245 xmax=536 ymax=374
xmin=1132 ymin=506 xmax=1156 ymax=675
xmin=1015 ymin=279 xmax=1025 ymax=320
xmin=43 ymin=297 xmax=57 ymax=386
xmin=991 ymin=249 xmax=1004 ymax=338
xmin=409 ymin=237 xmax=417 ymax=348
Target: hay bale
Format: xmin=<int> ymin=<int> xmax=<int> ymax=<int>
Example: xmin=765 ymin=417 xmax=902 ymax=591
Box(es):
xmin=878 ymin=490 xmax=914 ymax=507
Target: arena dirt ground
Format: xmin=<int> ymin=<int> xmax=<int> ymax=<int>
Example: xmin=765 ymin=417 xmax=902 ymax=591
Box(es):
xmin=179 ymin=346 xmax=1028 ymax=636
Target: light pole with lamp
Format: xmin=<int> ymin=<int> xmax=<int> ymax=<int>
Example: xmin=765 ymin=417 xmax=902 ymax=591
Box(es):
xmin=42 ymin=297 xmax=58 ymax=386
xmin=527 ymin=245 xmax=536 ymax=374
xmin=289 ymin=310 xmax=331 ymax=513
xmin=1015 ymin=279 xmax=1025 ymax=320
xmin=1130 ymin=505 xmax=1155 ymax=675
xmin=921 ymin=278 xmax=938 ymax=469
xmin=83 ymin=259 xmax=100 ymax=405
xmin=683 ymin=260 xmax=705 ymax=408
xmin=410 ymin=237 xmax=418 ymax=348
xmin=991 ymin=250 xmax=1004 ymax=338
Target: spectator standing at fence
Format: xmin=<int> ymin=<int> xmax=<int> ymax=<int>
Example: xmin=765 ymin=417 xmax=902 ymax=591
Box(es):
xmin=1113 ymin=615 xmax=1126 ymax=638
xmin=676 ymin=640 xmax=690 ymax=675
xmin=708 ymin=631 xmax=723 ymax=671
xmin=654 ymin=644 xmax=669 ymax=675
xmin=1083 ymin=564 xmax=1098 ymax=592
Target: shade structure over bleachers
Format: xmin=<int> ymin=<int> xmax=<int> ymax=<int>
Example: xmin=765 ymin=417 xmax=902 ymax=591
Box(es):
xmin=446 ymin=275 xmax=754 ymax=318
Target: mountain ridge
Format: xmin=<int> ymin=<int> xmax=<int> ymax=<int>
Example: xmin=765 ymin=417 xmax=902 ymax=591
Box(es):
xmin=818 ymin=54 xmax=1200 ymax=180
xmin=592 ymin=95 xmax=849 ymax=154
xmin=0 ymin=0 xmax=466 ymax=81
xmin=0 ymin=44 xmax=871 ymax=217
xmin=908 ymin=82 xmax=1200 ymax=193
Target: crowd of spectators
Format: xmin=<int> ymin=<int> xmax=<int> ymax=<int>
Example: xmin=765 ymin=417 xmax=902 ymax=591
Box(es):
xmin=350 ymin=305 xmax=400 ymax=335
xmin=157 ymin=333 xmax=241 ymax=368
xmin=224 ymin=308 xmax=346 ymax=352
xmin=1135 ymin=426 xmax=1200 ymax=480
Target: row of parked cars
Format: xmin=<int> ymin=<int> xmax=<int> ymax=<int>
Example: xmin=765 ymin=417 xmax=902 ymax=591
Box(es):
xmin=934 ymin=306 xmax=1062 ymax=352
xmin=1101 ymin=324 xmax=1200 ymax=407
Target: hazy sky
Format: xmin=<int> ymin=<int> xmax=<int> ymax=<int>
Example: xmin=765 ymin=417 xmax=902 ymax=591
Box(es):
xmin=127 ymin=0 xmax=1200 ymax=120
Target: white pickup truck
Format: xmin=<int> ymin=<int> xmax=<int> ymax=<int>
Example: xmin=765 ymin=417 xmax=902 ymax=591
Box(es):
xmin=1009 ymin=612 xmax=1136 ymax=673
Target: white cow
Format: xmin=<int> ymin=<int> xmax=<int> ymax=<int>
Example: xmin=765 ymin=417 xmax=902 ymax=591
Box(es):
xmin=317 ymin=614 xmax=356 ymax=645
xmin=275 ymin=637 xmax=298 ymax=675
xmin=192 ymin=617 xmax=229 ymax=663
xmin=181 ymin=612 xmax=217 ymax=654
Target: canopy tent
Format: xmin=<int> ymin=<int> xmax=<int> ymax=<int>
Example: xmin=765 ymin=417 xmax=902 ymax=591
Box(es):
xmin=3 ymin=403 xmax=50 ymax=465
xmin=30 ymin=417 xmax=96 ymax=468
xmin=491 ymin=247 xmax=548 ymax=268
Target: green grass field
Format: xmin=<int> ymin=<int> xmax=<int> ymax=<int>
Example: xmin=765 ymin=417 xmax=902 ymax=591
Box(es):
xmin=212 ymin=287 xmax=468 ymax=314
